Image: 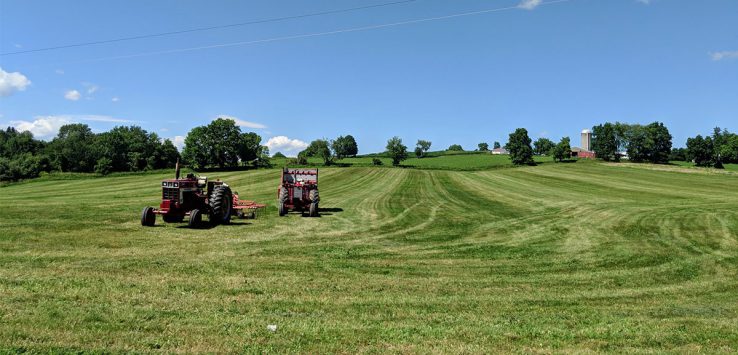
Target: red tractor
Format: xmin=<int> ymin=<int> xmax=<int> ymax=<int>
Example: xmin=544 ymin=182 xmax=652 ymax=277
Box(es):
xmin=278 ymin=168 xmax=319 ymax=217
xmin=141 ymin=163 xmax=264 ymax=228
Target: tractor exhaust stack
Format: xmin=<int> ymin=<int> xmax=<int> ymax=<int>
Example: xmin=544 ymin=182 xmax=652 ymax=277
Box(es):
xmin=175 ymin=159 xmax=180 ymax=180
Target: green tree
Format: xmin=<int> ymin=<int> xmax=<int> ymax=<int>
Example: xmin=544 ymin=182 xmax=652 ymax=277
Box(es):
xmin=592 ymin=123 xmax=619 ymax=162
xmin=332 ymin=135 xmax=358 ymax=159
xmin=301 ymin=139 xmax=332 ymax=166
xmin=552 ymin=137 xmax=571 ymax=162
xmin=645 ymin=121 xmax=672 ymax=164
xmin=182 ymin=118 xmax=260 ymax=169
xmin=669 ymin=148 xmax=687 ymax=161
xmin=448 ymin=144 xmax=464 ymax=151
xmin=493 ymin=141 xmax=501 ymax=149
xmin=533 ymin=138 xmax=555 ymax=156
xmin=415 ymin=140 xmax=432 ymax=158
xmin=686 ymin=135 xmax=716 ymax=168
xmin=477 ymin=142 xmax=489 ymax=152
xmin=272 ymin=152 xmax=287 ymax=159
xmin=386 ymin=136 xmax=408 ymax=166
xmin=506 ymin=128 xmax=535 ymax=165
xmin=47 ymin=124 xmax=98 ymax=172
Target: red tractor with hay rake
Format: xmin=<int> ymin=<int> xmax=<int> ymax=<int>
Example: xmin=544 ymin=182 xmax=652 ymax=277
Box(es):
xmin=278 ymin=168 xmax=319 ymax=217
xmin=141 ymin=163 xmax=265 ymax=228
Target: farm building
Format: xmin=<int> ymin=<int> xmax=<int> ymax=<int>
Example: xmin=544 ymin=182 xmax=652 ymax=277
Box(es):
xmin=571 ymin=129 xmax=596 ymax=159
xmin=491 ymin=147 xmax=509 ymax=155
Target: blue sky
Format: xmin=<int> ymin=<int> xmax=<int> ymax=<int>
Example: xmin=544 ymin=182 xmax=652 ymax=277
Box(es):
xmin=1 ymin=0 xmax=737 ymax=155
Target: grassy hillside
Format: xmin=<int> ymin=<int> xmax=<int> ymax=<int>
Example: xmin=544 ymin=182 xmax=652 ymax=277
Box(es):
xmin=1 ymin=162 xmax=738 ymax=352
xmin=272 ymin=151 xmax=549 ymax=170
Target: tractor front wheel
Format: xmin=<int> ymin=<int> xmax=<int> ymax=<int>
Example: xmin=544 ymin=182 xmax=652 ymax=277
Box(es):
xmin=189 ymin=209 xmax=202 ymax=228
xmin=141 ymin=207 xmax=155 ymax=226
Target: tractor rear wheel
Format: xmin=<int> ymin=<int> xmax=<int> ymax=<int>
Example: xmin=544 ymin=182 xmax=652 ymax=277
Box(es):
xmin=210 ymin=185 xmax=233 ymax=225
xmin=141 ymin=207 xmax=155 ymax=226
xmin=309 ymin=189 xmax=319 ymax=217
xmin=189 ymin=209 xmax=202 ymax=228
xmin=278 ymin=187 xmax=288 ymax=216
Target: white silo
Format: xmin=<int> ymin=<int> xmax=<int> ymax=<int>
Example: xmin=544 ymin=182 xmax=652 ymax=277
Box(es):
xmin=581 ymin=129 xmax=592 ymax=152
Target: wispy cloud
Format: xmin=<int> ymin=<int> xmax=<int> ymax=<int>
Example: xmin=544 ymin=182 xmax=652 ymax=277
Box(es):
xmin=55 ymin=69 xmax=65 ymax=75
xmin=111 ymin=97 xmax=120 ymax=102
xmin=64 ymin=90 xmax=81 ymax=101
xmin=710 ymin=50 xmax=738 ymax=61
xmin=518 ymin=0 xmax=542 ymax=10
xmin=83 ymin=83 xmax=99 ymax=94
xmin=217 ymin=115 xmax=267 ymax=129
xmin=0 ymin=67 xmax=31 ymax=97
xmin=265 ymin=136 xmax=308 ymax=157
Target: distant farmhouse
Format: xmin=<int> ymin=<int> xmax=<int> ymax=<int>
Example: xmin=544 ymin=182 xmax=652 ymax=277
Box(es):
xmin=491 ymin=147 xmax=509 ymax=155
xmin=571 ymin=129 xmax=596 ymax=159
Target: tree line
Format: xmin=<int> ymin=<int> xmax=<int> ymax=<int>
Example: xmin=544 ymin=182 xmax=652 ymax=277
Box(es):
xmin=0 ymin=124 xmax=180 ymax=181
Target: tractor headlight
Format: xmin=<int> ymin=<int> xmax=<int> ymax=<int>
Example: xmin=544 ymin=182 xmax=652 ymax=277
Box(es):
xmin=173 ymin=183 xmax=178 ymax=188
xmin=162 ymin=182 xmax=167 ymax=187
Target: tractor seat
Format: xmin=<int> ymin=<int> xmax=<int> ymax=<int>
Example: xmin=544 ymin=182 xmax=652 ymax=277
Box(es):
xmin=197 ymin=177 xmax=208 ymax=188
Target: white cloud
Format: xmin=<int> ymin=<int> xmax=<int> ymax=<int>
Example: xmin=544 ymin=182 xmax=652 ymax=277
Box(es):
xmin=0 ymin=67 xmax=31 ymax=97
xmin=64 ymin=90 xmax=81 ymax=101
xmin=636 ymin=0 xmax=651 ymax=4
xmin=6 ymin=114 xmax=133 ymax=139
xmin=217 ymin=115 xmax=267 ymax=129
xmin=518 ymin=0 xmax=541 ymax=10
xmin=265 ymin=136 xmax=308 ymax=157
xmin=710 ymin=50 xmax=738 ymax=61
xmin=172 ymin=136 xmax=186 ymax=151
xmin=55 ymin=69 xmax=65 ymax=75
xmin=10 ymin=116 xmax=71 ymax=139
xmin=111 ymin=97 xmax=120 ymax=102
xmin=159 ymin=127 xmax=169 ymax=132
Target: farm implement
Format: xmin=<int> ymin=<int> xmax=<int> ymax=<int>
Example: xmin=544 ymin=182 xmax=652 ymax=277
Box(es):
xmin=278 ymin=168 xmax=320 ymax=217
xmin=141 ymin=163 xmax=265 ymax=228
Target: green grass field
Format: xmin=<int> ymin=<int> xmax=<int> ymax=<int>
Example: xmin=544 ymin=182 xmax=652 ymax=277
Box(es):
xmin=1 ymin=161 xmax=738 ymax=352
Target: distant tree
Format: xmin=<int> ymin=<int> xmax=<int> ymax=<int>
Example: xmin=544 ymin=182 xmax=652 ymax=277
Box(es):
xmin=625 ymin=124 xmax=649 ymax=163
xmin=332 ymin=135 xmax=358 ymax=159
xmin=669 ymin=148 xmax=687 ymax=161
xmin=301 ymin=139 xmax=332 ymax=166
xmin=272 ymin=152 xmax=287 ymax=159
xmin=592 ymin=123 xmax=619 ymax=162
xmin=448 ymin=144 xmax=464 ymax=151
xmin=686 ymin=135 xmax=717 ymax=168
xmin=477 ymin=142 xmax=489 ymax=152
xmin=493 ymin=141 xmax=501 ymax=149
xmin=386 ymin=136 xmax=408 ymax=166
xmin=47 ymin=123 xmax=98 ymax=172
xmin=551 ymin=137 xmax=572 ymax=162
xmin=372 ymin=158 xmax=383 ymax=166
xmin=415 ymin=140 xmax=432 ymax=158
xmin=533 ymin=138 xmax=555 ymax=156
xmin=645 ymin=122 xmax=672 ymax=164
xmin=256 ymin=146 xmax=271 ymax=168
xmin=182 ymin=118 xmax=261 ymax=169
xmin=506 ymin=128 xmax=535 ymax=165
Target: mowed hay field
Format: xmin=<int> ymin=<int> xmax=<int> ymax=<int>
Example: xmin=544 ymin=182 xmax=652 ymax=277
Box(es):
xmin=1 ymin=163 xmax=738 ymax=352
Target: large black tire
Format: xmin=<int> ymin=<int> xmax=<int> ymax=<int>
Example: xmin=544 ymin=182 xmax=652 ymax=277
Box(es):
xmin=308 ymin=189 xmax=319 ymax=217
xmin=278 ymin=187 xmax=288 ymax=216
xmin=189 ymin=209 xmax=202 ymax=228
xmin=141 ymin=207 xmax=155 ymax=226
xmin=209 ymin=185 xmax=233 ymax=225
xmin=162 ymin=214 xmax=184 ymax=223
